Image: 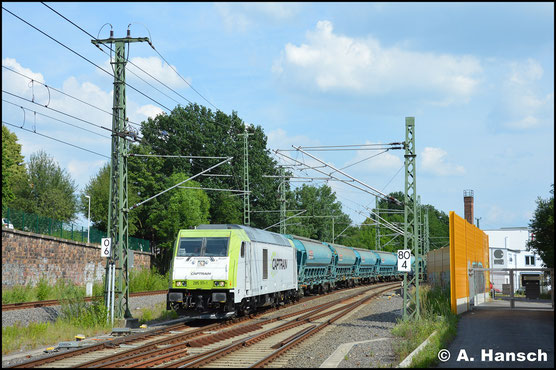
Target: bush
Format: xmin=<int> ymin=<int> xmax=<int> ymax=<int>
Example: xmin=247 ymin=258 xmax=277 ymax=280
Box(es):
xmin=129 ymin=267 xmax=168 ymax=293
xmin=392 ymin=285 xmax=458 ymax=368
xmin=2 ymin=285 xmax=34 ymax=304
xmin=36 ymin=276 xmax=52 ymax=301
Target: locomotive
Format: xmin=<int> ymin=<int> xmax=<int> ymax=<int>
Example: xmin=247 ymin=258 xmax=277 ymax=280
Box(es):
xmin=166 ymin=224 xmax=409 ymax=318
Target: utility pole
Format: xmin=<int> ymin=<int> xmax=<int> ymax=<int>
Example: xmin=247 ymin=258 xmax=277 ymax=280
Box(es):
xmin=239 ymin=126 xmax=253 ymax=226
xmin=424 ymin=208 xmax=430 ymax=275
xmin=92 ymin=29 xmax=149 ymax=321
xmin=402 ymin=116 xmax=420 ymax=320
xmin=375 ymin=197 xmax=381 ymax=250
xmin=279 ymin=167 xmax=286 ymax=234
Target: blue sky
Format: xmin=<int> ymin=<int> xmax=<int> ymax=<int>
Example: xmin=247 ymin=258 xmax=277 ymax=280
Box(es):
xmin=2 ymin=2 xmax=554 ymax=230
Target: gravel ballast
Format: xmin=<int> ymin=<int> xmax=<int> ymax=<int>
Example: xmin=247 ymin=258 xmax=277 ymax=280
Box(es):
xmin=280 ymin=286 xmax=404 ymax=368
xmin=3 ymin=284 xmax=404 ymax=368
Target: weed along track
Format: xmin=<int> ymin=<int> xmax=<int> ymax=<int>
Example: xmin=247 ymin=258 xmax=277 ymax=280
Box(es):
xmin=6 ymin=282 xmax=398 ymax=368
xmin=1 ymin=290 xmax=168 ymax=311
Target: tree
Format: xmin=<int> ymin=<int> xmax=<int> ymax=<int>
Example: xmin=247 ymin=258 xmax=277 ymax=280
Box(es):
xmin=2 ymin=125 xmax=27 ymax=206
xmin=286 ymin=184 xmax=352 ymax=242
xmin=13 ymin=150 xmax=78 ymax=222
xmin=137 ymin=104 xmax=283 ymax=230
xmin=527 ymin=184 xmax=554 ymax=268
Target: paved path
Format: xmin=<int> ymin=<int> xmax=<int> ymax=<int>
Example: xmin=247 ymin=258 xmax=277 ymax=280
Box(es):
xmin=437 ymin=301 xmax=553 ymax=368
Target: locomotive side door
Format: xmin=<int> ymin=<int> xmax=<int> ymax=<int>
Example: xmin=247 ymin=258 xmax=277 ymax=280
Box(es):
xmin=244 ymin=241 xmax=251 ymax=294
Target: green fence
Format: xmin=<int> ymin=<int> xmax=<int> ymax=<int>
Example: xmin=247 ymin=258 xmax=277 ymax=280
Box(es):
xmin=2 ymin=207 xmax=150 ymax=252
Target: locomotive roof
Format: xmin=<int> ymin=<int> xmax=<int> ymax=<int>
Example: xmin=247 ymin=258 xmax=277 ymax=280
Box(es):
xmin=196 ymin=224 xmax=291 ymax=247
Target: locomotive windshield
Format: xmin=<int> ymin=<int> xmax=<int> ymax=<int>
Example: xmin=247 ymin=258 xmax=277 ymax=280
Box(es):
xmin=177 ymin=237 xmax=229 ymax=257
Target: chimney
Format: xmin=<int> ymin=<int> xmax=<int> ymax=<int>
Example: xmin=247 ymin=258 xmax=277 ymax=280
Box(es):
xmin=464 ymin=190 xmax=474 ymax=225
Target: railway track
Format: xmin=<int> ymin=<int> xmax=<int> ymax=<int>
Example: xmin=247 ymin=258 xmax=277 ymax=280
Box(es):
xmin=1 ymin=290 xmax=168 ymax=311
xmin=7 ymin=281 xmax=399 ymax=368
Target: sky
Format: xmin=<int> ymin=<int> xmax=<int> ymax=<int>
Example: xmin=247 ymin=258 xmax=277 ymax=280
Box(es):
xmin=2 ymin=2 xmax=554 ymax=231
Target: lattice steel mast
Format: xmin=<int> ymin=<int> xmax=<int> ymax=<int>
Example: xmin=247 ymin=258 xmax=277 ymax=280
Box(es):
xmin=239 ymin=126 xmax=253 ymax=226
xmin=92 ymin=30 xmax=149 ymax=320
xmin=402 ymin=116 xmax=420 ymax=320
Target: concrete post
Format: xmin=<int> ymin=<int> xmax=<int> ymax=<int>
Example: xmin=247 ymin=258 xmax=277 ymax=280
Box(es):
xmin=509 ymin=269 xmax=514 ymax=309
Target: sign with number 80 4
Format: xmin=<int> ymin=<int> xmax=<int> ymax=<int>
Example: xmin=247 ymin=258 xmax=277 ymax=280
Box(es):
xmin=397 ymin=249 xmax=411 ymax=272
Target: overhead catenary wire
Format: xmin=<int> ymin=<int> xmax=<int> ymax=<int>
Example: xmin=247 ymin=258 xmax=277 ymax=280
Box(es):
xmin=2 ymin=6 xmax=173 ymax=113
xmin=2 ymin=65 xmax=144 ymax=129
xmin=40 ymin=2 xmax=234 ymax=131
xmin=2 ymin=120 xmax=110 ymax=159
xmin=3 ymin=89 xmax=115 ymax=136
xmin=2 ymin=98 xmax=109 ymax=138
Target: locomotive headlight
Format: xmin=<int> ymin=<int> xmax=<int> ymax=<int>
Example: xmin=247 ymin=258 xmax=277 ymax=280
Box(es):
xmin=175 ymin=280 xmax=187 ymax=287
xmin=213 ymin=281 xmax=226 ymax=287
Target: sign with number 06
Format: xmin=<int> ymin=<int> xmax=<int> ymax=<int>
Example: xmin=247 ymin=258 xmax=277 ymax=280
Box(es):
xmin=101 ymin=238 xmax=111 ymax=258
xmin=397 ymin=249 xmax=411 ymax=272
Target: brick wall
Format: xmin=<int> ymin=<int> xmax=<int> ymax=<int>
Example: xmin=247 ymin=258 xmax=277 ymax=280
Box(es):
xmin=2 ymin=227 xmax=152 ymax=287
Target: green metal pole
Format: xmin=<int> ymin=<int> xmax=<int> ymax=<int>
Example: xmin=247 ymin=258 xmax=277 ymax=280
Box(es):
xmin=240 ymin=127 xmax=253 ymax=226
xmin=92 ymin=32 xmax=149 ymax=320
xmin=280 ymin=167 xmax=286 ymax=234
xmin=403 ymin=116 xmax=420 ymax=320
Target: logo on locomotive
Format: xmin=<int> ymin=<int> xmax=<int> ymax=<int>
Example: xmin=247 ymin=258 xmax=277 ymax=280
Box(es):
xmin=270 ymin=252 xmax=288 ymax=277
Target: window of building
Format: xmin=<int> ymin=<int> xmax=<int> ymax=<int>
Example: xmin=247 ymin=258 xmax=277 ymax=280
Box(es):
xmin=525 ymin=255 xmax=535 ymax=266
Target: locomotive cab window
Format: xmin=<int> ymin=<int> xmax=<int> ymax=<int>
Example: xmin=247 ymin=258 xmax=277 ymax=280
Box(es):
xmin=178 ymin=238 xmax=203 ymax=257
xmin=205 ymin=238 xmax=229 ymax=257
xmin=177 ymin=237 xmax=229 ymax=257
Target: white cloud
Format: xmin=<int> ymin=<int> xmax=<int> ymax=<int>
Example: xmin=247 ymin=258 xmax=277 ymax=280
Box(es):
xmin=136 ymin=104 xmax=164 ymax=120
xmin=273 ymin=20 xmax=482 ymax=101
xmin=127 ymin=56 xmax=190 ymax=89
xmin=499 ymin=59 xmax=554 ymax=130
xmin=215 ymin=3 xmax=300 ymax=31
xmin=67 ymin=159 xmax=107 ymax=191
xmin=267 ymin=128 xmax=320 ymax=152
xmin=485 ymin=204 xmax=517 ymax=225
xmin=421 ymin=147 xmax=465 ymax=176
xmin=2 ymin=57 xmax=46 ymax=101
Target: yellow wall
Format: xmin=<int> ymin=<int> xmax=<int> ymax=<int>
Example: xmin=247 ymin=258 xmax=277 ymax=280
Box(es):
xmin=449 ymin=211 xmax=489 ymax=314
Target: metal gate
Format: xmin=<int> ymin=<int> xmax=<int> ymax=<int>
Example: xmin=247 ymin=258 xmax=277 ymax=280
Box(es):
xmin=469 ymin=267 xmax=554 ymax=310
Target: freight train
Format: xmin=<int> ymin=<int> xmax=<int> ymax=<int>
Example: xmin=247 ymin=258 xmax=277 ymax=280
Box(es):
xmin=166 ymin=224 xmax=411 ymax=318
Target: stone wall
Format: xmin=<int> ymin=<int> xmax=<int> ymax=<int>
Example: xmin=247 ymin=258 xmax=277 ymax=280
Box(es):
xmin=2 ymin=227 xmax=152 ymax=287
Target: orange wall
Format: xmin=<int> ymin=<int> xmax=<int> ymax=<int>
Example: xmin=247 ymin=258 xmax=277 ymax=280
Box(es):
xmin=449 ymin=211 xmax=489 ymax=314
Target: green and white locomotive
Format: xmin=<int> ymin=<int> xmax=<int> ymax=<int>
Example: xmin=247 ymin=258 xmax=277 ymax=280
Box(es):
xmin=167 ymin=224 xmax=298 ymax=318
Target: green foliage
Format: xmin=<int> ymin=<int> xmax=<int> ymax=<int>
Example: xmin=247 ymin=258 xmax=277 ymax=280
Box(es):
xmin=392 ymin=286 xmax=458 ymax=368
xmin=80 ymin=163 xmax=110 ymax=232
xmin=337 ymin=191 xmax=449 ymax=252
xmin=36 ymin=276 xmax=52 ymax=301
xmin=129 ymin=267 xmax=169 ymax=293
xmin=527 ymin=184 xmax=554 ymax=268
xmin=2 ymin=125 xmax=27 ymax=207
xmin=286 ymin=183 xmax=352 ymax=242
xmin=80 ymin=163 xmax=140 ymax=236
xmin=10 ymin=150 xmax=78 ymax=222
xmin=2 ymin=285 xmax=34 ymax=304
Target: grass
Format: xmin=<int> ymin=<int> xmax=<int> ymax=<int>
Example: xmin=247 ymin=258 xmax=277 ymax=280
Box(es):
xmin=3 ymin=284 xmax=178 ymax=356
xmin=134 ymin=302 xmax=179 ymax=325
xmin=392 ymin=285 xmax=458 ymax=368
xmin=2 ymin=268 xmax=168 ymax=304
xmin=2 ymin=268 xmax=175 ymax=356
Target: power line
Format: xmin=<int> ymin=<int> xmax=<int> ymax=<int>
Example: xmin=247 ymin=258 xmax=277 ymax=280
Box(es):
xmin=40 ymin=2 xmax=232 ymax=131
xmin=2 ymin=65 xmax=143 ymax=129
xmin=2 ymin=5 xmax=173 ymax=112
xmin=2 ymin=98 xmax=109 ymax=138
xmin=3 ymin=89 xmax=112 ymax=135
xmin=2 ymin=120 xmax=110 ymax=159
xmin=149 ymin=44 xmax=220 ymax=112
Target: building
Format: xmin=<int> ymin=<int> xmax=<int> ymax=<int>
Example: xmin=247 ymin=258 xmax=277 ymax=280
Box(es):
xmin=483 ymin=227 xmax=543 ymax=293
